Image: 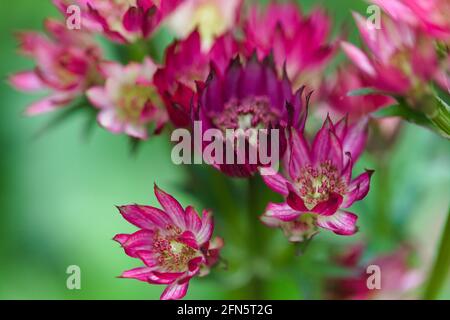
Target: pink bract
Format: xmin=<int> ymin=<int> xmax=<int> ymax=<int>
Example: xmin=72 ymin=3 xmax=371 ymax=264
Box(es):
xmin=114 ymin=185 xmax=223 ymax=300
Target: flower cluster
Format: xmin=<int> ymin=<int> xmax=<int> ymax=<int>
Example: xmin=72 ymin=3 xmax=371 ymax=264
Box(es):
xmin=9 ymin=0 xmax=449 ymax=300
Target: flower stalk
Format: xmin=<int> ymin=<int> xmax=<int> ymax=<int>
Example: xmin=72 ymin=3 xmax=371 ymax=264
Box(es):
xmin=423 ymin=206 xmax=450 ymax=299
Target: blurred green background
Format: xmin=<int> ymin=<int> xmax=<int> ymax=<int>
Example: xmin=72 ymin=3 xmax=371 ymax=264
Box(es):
xmin=0 ymin=0 xmax=449 ymax=299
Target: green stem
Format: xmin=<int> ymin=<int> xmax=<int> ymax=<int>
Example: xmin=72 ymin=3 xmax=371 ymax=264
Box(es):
xmin=245 ymin=176 xmax=265 ymax=299
xmin=423 ymin=206 xmax=450 ymax=299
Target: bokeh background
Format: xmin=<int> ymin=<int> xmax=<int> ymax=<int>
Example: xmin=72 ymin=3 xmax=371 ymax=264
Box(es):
xmin=0 ymin=0 xmax=449 ymax=299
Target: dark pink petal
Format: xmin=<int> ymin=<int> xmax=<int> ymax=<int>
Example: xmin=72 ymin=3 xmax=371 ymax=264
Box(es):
xmin=177 ymin=231 xmax=199 ymax=250
xmin=263 ymin=202 xmax=301 ymax=222
xmin=342 ymin=118 xmax=368 ymax=163
xmin=113 ymin=234 xmax=130 ymax=246
xmin=196 ymin=210 xmax=214 ymax=245
xmin=341 ymin=42 xmax=376 ymax=77
xmin=261 ymin=172 xmax=289 ymax=196
xmin=185 ymin=206 xmax=202 ymax=234
xmin=316 ymin=210 xmax=358 ymax=235
xmin=188 ymin=257 xmax=204 ymax=272
xmin=342 ymin=170 xmax=374 ymax=208
xmin=311 ymin=116 xmax=333 ymax=165
xmin=123 ymin=7 xmax=143 ymax=33
xmin=160 ymin=281 xmax=189 ymax=300
xmin=289 ymin=128 xmax=311 ymax=179
xmin=117 ymin=205 xmax=171 ymax=230
xmin=311 ymin=193 xmax=343 ymax=216
xmin=115 ymin=229 xmax=154 ymax=258
xmin=9 ymin=71 xmax=44 ymax=91
xmin=120 ymin=267 xmax=166 ymax=283
xmin=154 ymin=185 xmax=186 ymax=229
xmin=286 ymin=189 xmax=309 ymax=212
xmin=328 ymin=130 xmax=344 ymax=171
xmin=136 ymin=250 xmax=158 ymax=267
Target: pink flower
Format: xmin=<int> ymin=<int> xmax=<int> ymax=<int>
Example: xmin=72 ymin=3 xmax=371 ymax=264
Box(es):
xmin=154 ymin=30 xmax=238 ymax=127
xmin=86 ymin=58 xmax=167 ymax=139
xmin=9 ymin=19 xmax=102 ymax=116
xmin=243 ymin=3 xmax=336 ymax=90
xmin=322 ymin=65 xmax=396 ymax=120
xmin=114 ymin=185 xmax=223 ymax=300
xmin=261 ymin=116 xmax=372 ymax=241
xmin=54 ymin=0 xmax=182 ymax=43
xmin=371 ymin=0 xmax=450 ymax=40
xmin=166 ymin=0 xmax=242 ymax=50
xmin=342 ymin=12 xmax=448 ymax=99
xmin=327 ymin=244 xmax=422 ymax=300
xmin=194 ymin=56 xmax=309 ymax=177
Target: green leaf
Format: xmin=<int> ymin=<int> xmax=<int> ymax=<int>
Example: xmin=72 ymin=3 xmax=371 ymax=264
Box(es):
xmin=347 ymin=87 xmax=384 ymax=97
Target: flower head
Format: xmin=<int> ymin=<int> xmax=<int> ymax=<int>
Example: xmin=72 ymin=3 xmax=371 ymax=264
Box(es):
xmin=87 ymin=58 xmax=167 ymax=139
xmin=261 ymin=116 xmax=372 ymax=241
xmin=342 ymin=12 xmax=448 ymax=101
xmin=243 ymin=3 xmax=336 ymax=90
xmin=194 ymin=55 xmax=309 ymax=177
xmin=327 ymin=244 xmax=422 ymax=299
xmin=166 ymin=0 xmax=242 ymax=50
xmin=54 ymin=0 xmax=182 ymax=43
xmin=9 ymin=19 xmax=102 ymax=115
xmin=114 ymin=185 xmax=223 ymax=300
xmin=154 ymin=30 xmax=238 ymax=127
xmin=371 ymin=0 xmax=450 ymax=40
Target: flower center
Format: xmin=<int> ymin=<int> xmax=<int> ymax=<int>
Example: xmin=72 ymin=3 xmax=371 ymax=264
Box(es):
xmin=117 ymin=84 xmax=158 ymax=123
xmin=212 ymin=97 xmax=280 ymax=132
xmin=153 ymin=225 xmax=197 ymax=272
xmin=296 ymin=160 xmax=347 ymax=210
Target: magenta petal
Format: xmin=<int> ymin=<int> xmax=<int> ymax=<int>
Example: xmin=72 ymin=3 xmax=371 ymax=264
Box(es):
xmin=136 ymin=250 xmax=158 ymax=267
xmin=185 ymin=206 xmax=202 ymax=234
xmin=261 ymin=172 xmax=289 ymax=196
xmin=123 ymin=7 xmax=142 ymax=32
xmin=160 ymin=281 xmax=189 ymax=300
xmin=121 ymin=267 xmax=158 ymax=282
xmin=117 ymin=229 xmax=154 ymax=258
xmin=154 ymin=185 xmax=186 ymax=229
xmin=196 ymin=210 xmax=214 ymax=245
xmin=341 ymin=42 xmax=376 ymax=77
xmin=311 ymin=193 xmax=343 ymax=216
xmin=316 ymin=210 xmax=358 ymax=235
xmin=342 ymin=118 xmax=368 ymax=163
xmin=311 ymin=116 xmax=332 ymax=165
xmin=289 ymin=128 xmax=311 ymax=179
xmin=188 ymin=257 xmax=204 ymax=272
xmin=342 ymin=170 xmax=374 ymax=208
xmin=117 ymin=205 xmax=171 ymax=230
xmin=113 ymin=234 xmax=130 ymax=246
xmin=10 ymin=71 xmax=44 ymax=91
xmin=286 ymin=189 xmax=309 ymax=212
xmin=264 ymin=202 xmax=301 ymax=222
xmin=177 ymin=231 xmax=199 ymax=250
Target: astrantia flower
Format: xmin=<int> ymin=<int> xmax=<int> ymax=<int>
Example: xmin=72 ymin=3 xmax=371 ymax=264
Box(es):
xmin=86 ymin=58 xmax=167 ymax=139
xmin=9 ymin=19 xmax=102 ymax=115
xmin=243 ymin=3 xmax=336 ymax=90
xmin=114 ymin=185 xmax=223 ymax=300
xmin=322 ymin=65 xmax=395 ymax=120
xmin=166 ymin=0 xmax=242 ymax=50
xmin=154 ymin=30 xmax=238 ymax=127
xmin=342 ymin=12 xmax=448 ymax=101
xmin=327 ymin=244 xmax=422 ymax=300
xmin=371 ymin=0 xmax=450 ymax=40
xmin=54 ymin=0 xmax=182 ymax=43
xmin=194 ymin=56 xmax=309 ymax=177
xmin=261 ymin=116 xmax=372 ymax=241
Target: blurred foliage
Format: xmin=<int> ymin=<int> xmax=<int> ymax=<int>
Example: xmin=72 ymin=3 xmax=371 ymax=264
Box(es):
xmin=0 ymin=0 xmax=449 ymax=299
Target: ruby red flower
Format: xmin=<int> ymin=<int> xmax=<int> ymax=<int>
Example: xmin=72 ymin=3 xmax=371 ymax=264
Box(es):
xmin=194 ymin=55 xmax=309 ymax=177
xmin=9 ymin=19 xmax=102 ymax=115
xmin=154 ymin=30 xmax=238 ymax=127
xmin=261 ymin=116 xmax=372 ymax=241
xmin=243 ymin=3 xmax=336 ymax=90
xmin=86 ymin=58 xmax=167 ymax=139
xmin=114 ymin=185 xmax=223 ymax=300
